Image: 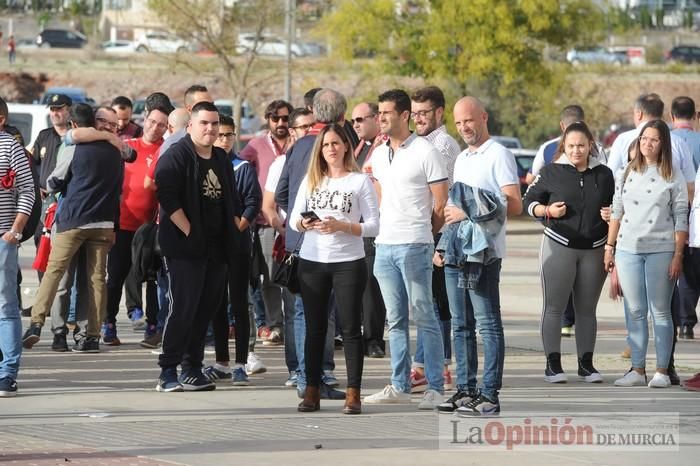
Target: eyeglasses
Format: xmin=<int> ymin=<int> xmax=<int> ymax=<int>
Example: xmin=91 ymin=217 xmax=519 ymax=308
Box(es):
xmin=96 ymin=117 xmax=118 ymax=130
xmin=352 ymin=115 xmax=375 ymax=124
xmin=291 ymin=123 xmax=313 ymax=132
xmin=218 ymin=132 xmax=236 ymax=139
xmin=270 ymin=115 xmax=289 ymax=123
xmin=410 ymin=108 xmax=436 ymax=119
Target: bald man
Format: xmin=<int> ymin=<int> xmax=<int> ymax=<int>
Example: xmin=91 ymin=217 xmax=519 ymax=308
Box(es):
xmin=439 ymin=96 xmax=521 ymax=417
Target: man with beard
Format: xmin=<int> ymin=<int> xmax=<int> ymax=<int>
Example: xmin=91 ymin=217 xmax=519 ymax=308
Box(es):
xmin=102 ymin=102 xmax=173 ymax=346
xmin=240 ymin=99 xmax=293 ymax=346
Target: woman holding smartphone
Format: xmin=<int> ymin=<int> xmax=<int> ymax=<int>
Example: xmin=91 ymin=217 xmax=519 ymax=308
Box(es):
xmin=290 ymin=123 xmax=379 ymax=414
xmin=606 ymin=119 xmax=688 ymax=388
xmin=523 ymin=122 xmax=615 ymax=384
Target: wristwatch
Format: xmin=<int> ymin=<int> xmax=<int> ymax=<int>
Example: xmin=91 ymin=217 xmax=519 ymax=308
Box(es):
xmin=9 ymin=229 xmax=22 ymax=241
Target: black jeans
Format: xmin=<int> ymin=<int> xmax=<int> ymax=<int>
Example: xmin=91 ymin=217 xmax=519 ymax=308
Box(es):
xmin=105 ymin=229 xmax=135 ymax=325
xmin=361 ymin=238 xmax=386 ymax=351
xmin=298 ymin=257 xmax=367 ymax=389
xmin=212 ymin=254 xmax=250 ymax=365
xmin=159 ymin=252 xmax=227 ymax=371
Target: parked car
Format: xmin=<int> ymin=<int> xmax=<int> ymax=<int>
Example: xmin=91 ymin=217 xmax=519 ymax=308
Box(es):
xmin=566 ymin=47 xmax=627 ymax=65
xmin=237 ymin=34 xmax=307 ymax=57
xmin=491 ymin=136 xmax=523 ymax=149
xmin=6 ymin=103 xmax=50 ymax=149
xmin=512 ymin=150 xmax=537 ymax=195
xmin=135 ymin=32 xmax=192 ymax=53
xmin=214 ymin=99 xmax=263 ymax=139
xmin=665 ymin=45 xmax=700 ymax=64
xmin=35 ymin=29 xmax=87 ymax=48
xmin=101 ymin=40 xmax=138 ymax=54
xmin=39 ymin=87 xmax=94 ymax=106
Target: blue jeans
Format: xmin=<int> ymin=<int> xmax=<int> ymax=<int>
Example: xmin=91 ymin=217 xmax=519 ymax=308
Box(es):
xmin=615 ymin=250 xmax=674 ymax=370
xmin=445 ymin=265 xmax=478 ymax=393
xmin=294 ymin=293 xmax=336 ymax=390
xmin=251 ymin=285 xmax=266 ymax=329
xmin=374 ymin=243 xmax=444 ymax=393
xmin=413 ymin=303 xmax=452 ymax=366
xmin=0 ymin=240 xmax=21 ymax=380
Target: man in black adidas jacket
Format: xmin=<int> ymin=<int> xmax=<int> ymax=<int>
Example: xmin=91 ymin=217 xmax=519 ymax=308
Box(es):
xmin=154 ymin=101 xmax=242 ymax=392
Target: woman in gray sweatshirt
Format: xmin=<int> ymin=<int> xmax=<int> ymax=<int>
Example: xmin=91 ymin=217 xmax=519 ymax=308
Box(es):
xmin=605 ymin=119 xmax=688 ymax=389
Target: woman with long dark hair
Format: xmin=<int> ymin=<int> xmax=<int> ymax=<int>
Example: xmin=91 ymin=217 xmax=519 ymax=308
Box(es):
xmin=605 ymin=119 xmax=688 ymax=388
xmin=290 ymin=123 xmax=379 ymax=414
xmin=523 ymin=122 xmax=615 ymax=384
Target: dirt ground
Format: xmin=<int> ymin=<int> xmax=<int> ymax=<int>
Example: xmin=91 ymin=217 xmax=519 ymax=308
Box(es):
xmin=2 ymin=48 xmax=699 ymax=146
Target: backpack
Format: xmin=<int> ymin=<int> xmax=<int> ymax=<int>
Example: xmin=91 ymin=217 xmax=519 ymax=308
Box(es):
xmin=131 ymin=221 xmax=161 ymax=282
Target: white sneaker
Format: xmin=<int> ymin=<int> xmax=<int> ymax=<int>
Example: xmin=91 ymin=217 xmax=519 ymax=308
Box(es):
xmin=418 ymin=389 xmax=442 ymax=410
xmin=614 ymin=370 xmax=647 ymax=387
xmin=245 ymin=352 xmax=267 ymax=375
xmin=363 ymin=384 xmax=411 ymax=404
xmin=648 ymin=372 xmax=671 ymax=388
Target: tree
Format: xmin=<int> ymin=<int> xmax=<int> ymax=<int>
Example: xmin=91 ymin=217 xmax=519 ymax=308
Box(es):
xmin=316 ymin=0 xmax=607 ymax=146
xmin=148 ymin=0 xmax=284 ymax=142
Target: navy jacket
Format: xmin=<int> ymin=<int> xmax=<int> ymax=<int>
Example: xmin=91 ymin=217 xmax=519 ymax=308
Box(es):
xmin=275 ymin=133 xmax=317 ymax=251
xmin=55 ymin=141 xmax=123 ymax=233
xmin=155 ymin=134 xmax=242 ymax=262
xmin=232 ymin=154 xmax=261 ymax=254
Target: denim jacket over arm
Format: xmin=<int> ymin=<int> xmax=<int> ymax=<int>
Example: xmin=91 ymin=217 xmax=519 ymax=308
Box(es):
xmin=437 ymin=182 xmax=506 ymax=288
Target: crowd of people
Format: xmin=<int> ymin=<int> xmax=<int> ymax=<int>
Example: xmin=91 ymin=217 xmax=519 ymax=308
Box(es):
xmin=0 ymin=85 xmax=698 ymax=417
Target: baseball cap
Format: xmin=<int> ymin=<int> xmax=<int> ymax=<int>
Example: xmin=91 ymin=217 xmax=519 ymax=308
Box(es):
xmin=46 ymin=94 xmax=72 ymax=108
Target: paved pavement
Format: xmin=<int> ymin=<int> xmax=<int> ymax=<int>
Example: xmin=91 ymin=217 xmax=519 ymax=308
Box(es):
xmin=1 ymin=218 xmax=699 ymax=465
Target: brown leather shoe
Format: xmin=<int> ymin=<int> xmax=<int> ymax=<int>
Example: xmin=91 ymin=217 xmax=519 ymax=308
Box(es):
xmin=343 ymin=387 xmax=361 ymax=415
xmin=298 ymin=385 xmax=320 ymax=412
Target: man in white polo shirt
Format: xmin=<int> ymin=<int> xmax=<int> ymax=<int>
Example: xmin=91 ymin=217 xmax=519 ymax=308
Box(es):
xmin=363 ymin=89 xmax=449 ymax=410
xmin=443 ymin=96 xmax=522 ymax=417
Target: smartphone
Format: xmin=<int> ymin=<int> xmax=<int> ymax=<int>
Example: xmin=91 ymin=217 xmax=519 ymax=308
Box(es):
xmin=300 ymin=211 xmax=321 ymax=223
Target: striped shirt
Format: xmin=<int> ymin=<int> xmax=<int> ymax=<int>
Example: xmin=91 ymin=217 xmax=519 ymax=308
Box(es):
xmin=422 ymin=125 xmax=460 ymax=186
xmin=0 ymin=132 xmax=36 ymax=233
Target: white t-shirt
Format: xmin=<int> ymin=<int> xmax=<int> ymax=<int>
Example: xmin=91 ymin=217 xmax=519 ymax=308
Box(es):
xmin=264 ymin=155 xmax=287 ymax=220
xmin=372 ymin=133 xmax=448 ymax=244
xmin=289 ymin=172 xmax=379 ymax=263
xmin=453 ymin=138 xmax=519 ymax=258
xmin=607 ymin=125 xmax=695 ymax=182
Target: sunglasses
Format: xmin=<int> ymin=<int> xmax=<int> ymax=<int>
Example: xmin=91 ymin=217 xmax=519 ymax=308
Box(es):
xmin=292 ymin=123 xmax=313 ymax=131
xmin=352 ymin=115 xmax=375 ymax=124
xmin=270 ymin=115 xmax=289 ymax=123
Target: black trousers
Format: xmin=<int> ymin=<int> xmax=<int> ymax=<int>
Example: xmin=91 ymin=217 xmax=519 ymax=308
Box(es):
xmin=105 ymin=229 xmax=135 ymax=325
xmin=213 ymin=254 xmax=250 ymax=365
xmin=298 ymin=257 xmax=367 ymax=388
xmin=361 ymin=238 xmax=386 ymax=351
xmin=159 ymin=252 xmax=227 ymax=371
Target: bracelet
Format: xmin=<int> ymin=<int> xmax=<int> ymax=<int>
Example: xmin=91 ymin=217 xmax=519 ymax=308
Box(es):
xmin=605 ymin=243 xmax=616 ymax=248
xmin=347 ymin=222 xmax=353 ymax=234
xmin=544 ymin=205 xmax=551 ymax=220
xmin=298 ymin=220 xmax=306 ymax=232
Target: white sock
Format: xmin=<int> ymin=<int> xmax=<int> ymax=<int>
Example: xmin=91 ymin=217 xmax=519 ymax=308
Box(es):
xmin=214 ymin=363 xmax=231 ymax=373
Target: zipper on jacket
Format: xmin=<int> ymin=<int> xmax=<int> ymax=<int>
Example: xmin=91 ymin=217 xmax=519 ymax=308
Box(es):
xmin=577 ymin=171 xmax=585 ymax=233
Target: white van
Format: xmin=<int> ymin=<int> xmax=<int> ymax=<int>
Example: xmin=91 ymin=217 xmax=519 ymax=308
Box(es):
xmin=6 ymin=103 xmax=50 ymax=149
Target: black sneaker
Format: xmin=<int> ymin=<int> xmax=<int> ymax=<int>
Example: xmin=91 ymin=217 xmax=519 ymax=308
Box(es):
xmin=578 ymin=352 xmax=603 ymax=383
xmin=0 ymin=377 xmax=17 ymax=397
xmin=179 ymin=370 xmax=216 ymax=391
xmin=156 ymin=367 xmax=184 ymax=392
xmin=437 ymin=390 xmax=478 ymax=413
xmin=22 ymin=323 xmax=42 ymax=349
xmin=455 ymin=394 xmax=501 ymax=417
xmin=51 ymin=333 xmax=69 ymax=352
xmin=72 ymin=336 xmax=100 ymax=353
xmin=668 ymin=366 xmax=681 ymax=386
xmin=544 ymin=352 xmax=567 ymax=383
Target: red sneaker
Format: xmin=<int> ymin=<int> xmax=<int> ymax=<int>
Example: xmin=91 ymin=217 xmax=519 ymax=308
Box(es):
xmin=682 ymin=373 xmax=700 ymax=388
xmin=683 ymin=377 xmax=700 ymax=392
xmin=257 ymin=326 xmax=271 ymax=341
xmin=410 ymin=368 xmax=427 ymax=393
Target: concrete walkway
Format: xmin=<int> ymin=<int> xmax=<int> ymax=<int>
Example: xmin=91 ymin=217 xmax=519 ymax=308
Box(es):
xmin=1 ymin=219 xmax=698 ymax=465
